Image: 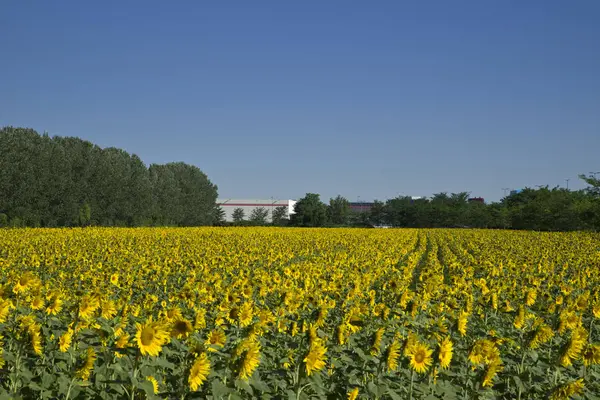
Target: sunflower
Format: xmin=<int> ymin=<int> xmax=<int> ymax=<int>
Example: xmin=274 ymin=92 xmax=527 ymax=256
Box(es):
xmin=529 ymin=324 xmax=553 ymax=349
xmin=403 ymin=332 xmax=418 ymax=357
xmin=386 ymin=340 xmax=400 ymax=371
xmin=525 ymin=289 xmax=537 ymax=306
xmin=164 ymin=307 xmax=183 ymax=322
xmin=582 ymin=343 xmax=600 ymax=366
xmin=146 ymin=376 xmax=159 ymax=394
xmin=457 ymin=311 xmax=468 ymax=336
xmin=0 ymin=300 xmax=11 ymax=323
xmin=205 ymin=329 xmax=226 ymax=351
xmin=13 ymin=272 xmax=38 ymax=294
xmin=59 ymin=328 xmax=74 ymax=352
xmin=188 ymin=353 xmax=211 ymax=391
xmin=438 ymin=337 xmax=453 ymax=369
xmin=369 ymin=327 xmax=385 ymax=356
xmin=171 ymin=318 xmax=193 ymax=338
xmin=409 ymin=342 xmax=433 ymax=374
xmin=513 ymin=306 xmax=525 ymax=330
xmin=78 ymin=295 xmax=100 ymax=320
xmin=116 ymin=333 xmax=129 ymax=349
xmin=238 ymin=339 xmax=260 ymax=380
xmin=289 ymin=321 xmax=299 ymax=337
xmin=549 ymin=379 xmax=585 ymax=400
xmin=19 ymin=314 xmax=36 ymax=331
xmin=46 ymin=294 xmax=63 ymax=315
xmin=304 ymin=339 xmax=327 ymax=376
xmin=560 ymin=328 xmax=587 ymax=367
xmin=482 ymin=360 xmax=503 ymax=387
xmin=30 ymin=295 xmax=44 ymax=310
xmin=135 ymin=318 xmax=170 ymax=357
xmin=347 ymin=388 xmax=359 ymax=400
xmin=29 ymin=323 xmax=43 ymax=356
xmin=110 ymin=273 xmax=119 ymax=286
xmin=238 ymin=302 xmax=253 ymax=327
xmin=469 ymin=339 xmax=501 ymax=366
xmin=337 ymin=324 xmax=348 ymax=345
xmin=194 ymin=308 xmax=206 ymax=329
xmin=76 ymin=347 xmax=97 ymax=381
xmin=101 ymin=300 xmax=117 ymax=320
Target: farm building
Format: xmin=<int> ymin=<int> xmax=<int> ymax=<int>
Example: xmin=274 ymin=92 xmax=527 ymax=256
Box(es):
xmin=217 ymin=199 xmax=297 ymax=222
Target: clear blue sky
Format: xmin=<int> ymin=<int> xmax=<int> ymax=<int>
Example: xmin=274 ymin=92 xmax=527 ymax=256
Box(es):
xmin=2 ymin=1 xmax=599 ymax=202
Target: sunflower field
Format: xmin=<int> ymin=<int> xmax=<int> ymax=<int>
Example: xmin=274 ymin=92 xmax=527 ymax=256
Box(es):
xmin=0 ymin=227 xmax=599 ymax=399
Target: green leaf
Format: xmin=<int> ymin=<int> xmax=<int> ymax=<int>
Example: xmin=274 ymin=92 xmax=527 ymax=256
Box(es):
xmin=154 ymin=357 xmax=175 ymax=370
xmin=235 ymin=379 xmax=254 ymax=395
xmin=41 ymin=372 xmax=56 ymax=389
xmin=388 ymin=388 xmax=404 ymax=400
xmin=249 ymin=377 xmax=271 ymax=393
xmin=212 ymin=380 xmax=231 ymax=397
xmin=512 ymin=375 xmax=525 ymax=392
xmin=21 ymin=367 xmax=34 ymax=380
xmin=136 ymin=380 xmax=156 ymax=397
xmin=367 ymin=381 xmax=379 ymax=396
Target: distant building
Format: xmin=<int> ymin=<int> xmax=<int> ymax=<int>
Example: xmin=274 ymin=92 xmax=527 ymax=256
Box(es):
xmin=510 ymin=189 xmax=523 ymax=196
xmin=468 ymin=197 xmax=485 ymax=204
xmin=217 ymin=199 xmax=296 ymax=222
xmin=349 ymin=202 xmax=374 ymax=213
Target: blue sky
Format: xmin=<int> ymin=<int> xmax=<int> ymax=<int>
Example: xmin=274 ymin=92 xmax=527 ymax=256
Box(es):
xmin=2 ymin=1 xmax=599 ymax=202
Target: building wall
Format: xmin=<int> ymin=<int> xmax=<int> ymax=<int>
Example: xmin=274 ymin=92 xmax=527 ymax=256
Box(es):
xmin=349 ymin=202 xmax=374 ymax=213
xmin=217 ymin=199 xmax=296 ymax=222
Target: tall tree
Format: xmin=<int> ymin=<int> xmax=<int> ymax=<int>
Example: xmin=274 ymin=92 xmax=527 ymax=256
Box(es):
xmin=328 ymin=195 xmax=350 ymax=225
xmin=0 ymin=126 xmax=218 ymax=227
xmin=271 ymin=206 xmax=289 ymax=226
xmin=369 ymin=200 xmax=387 ymax=226
xmin=232 ymin=208 xmax=245 ymax=224
xmin=249 ymin=207 xmax=269 ymax=225
xmin=290 ymin=193 xmax=328 ymax=227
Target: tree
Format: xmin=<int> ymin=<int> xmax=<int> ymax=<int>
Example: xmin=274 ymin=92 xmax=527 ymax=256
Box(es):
xmin=290 ymin=193 xmax=328 ymax=227
xmin=0 ymin=126 xmax=218 ymax=227
xmin=213 ymin=206 xmax=226 ymax=226
xmin=369 ymin=200 xmax=387 ymax=226
xmin=78 ymin=203 xmax=92 ymax=227
xmin=580 ymin=174 xmax=600 ymax=197
xmin=328 ymin=195 xmax=350 ymax=225
xmin=232 ymin=208 xmax=245 ymax=224
xmin=250 ymin=207 xmax=269 ymax=225
xmin=271 ymin=206 xmax=289 ymax=226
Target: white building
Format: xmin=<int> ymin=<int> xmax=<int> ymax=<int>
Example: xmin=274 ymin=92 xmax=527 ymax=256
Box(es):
xmin=217 ymin=199 xmax=297 ymax=222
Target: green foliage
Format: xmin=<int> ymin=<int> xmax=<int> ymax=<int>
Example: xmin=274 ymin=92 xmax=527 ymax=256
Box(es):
xmin=290 ymin=193 xmax=328 ymax=227
xmin=78 ymin=203 xmax=92 ymax=227
xmin=0 ymin=126 xmax=218 ymax=227
xmin=271 ymin=206 xmax=289 ymax=226
xmin=328 ymin=195 xmax=350 ymax=225
xmin=249 ymin=207 xmax=269 ymax=225
xmin=232 ymin=208 xmax=245 ymax=224
xmin=213 ymin=207 xmax=226 ymax=226
xmin=373 ymin=182 xmax=600 ymax=231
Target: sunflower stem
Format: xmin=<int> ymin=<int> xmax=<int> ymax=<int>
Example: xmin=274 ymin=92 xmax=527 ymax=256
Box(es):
xmin=589 ymin=316 xmax=593 ymax=344
xmin=130 ymin=351 xmax=140 ymax=400
xmin=409 ymin=368 xmax=414 ymax=400
xmin=64 ymin=377 xmax=76 ymax=400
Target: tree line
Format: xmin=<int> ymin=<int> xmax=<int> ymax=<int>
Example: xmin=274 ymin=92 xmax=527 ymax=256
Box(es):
xmin=284 ymin=178 xmax=600 ymax=231
xmin=3 ymin=126 xmax=599 ymax=231
xmin=218 ymin=184 xmax=600 ymax=231
xmin=0 ymin=127 xmax=219 ymax=227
